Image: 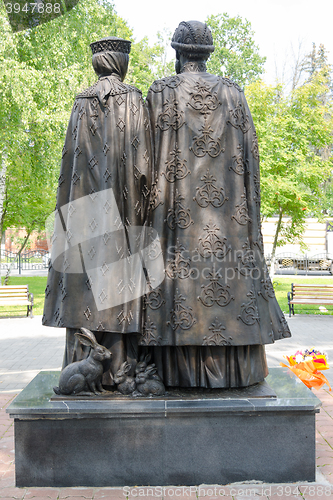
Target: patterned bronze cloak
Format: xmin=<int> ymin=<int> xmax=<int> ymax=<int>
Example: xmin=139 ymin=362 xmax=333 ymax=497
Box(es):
xmin=141 ymin=71 xmax=290 ymax=368
xmin=43 ymin=75 xmax=152 ymax=335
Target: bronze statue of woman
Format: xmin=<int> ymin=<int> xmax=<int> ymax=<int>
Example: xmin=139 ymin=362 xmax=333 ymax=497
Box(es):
xmin=43 ymin=37 xmax=152 ymax=386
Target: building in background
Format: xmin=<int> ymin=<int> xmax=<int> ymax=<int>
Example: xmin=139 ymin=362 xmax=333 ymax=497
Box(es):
xmin=262 ymin=218 xmax=333 ymax=274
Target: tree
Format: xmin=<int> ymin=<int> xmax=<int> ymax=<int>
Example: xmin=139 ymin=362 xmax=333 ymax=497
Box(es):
xmin=153 ymin=29 xmax=174 ymax=79
xmin=302 ymin=43 xmax=333 ymax=89
xmin=0 ymin=0 xmax=168 ymax=273
xmin=206 ymin=13 xmax=266 ymax=87
xmin=246 ymin=70 xmax=333 ymax=278
xmin=127 ymin=35 xmax=173 ymax=96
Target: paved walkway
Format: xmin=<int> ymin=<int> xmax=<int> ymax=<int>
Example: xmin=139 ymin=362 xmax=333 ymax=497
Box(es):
xmin=0 ymin=315 xmax=333 ymax=499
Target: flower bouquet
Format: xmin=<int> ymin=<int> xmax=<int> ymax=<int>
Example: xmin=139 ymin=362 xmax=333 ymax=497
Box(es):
xmin=281 ymin=349 xmax=331 ymax=390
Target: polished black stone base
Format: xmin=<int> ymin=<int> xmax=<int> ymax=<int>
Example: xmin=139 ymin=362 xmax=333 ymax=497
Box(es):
xmin=7 ymin=368 xmax=321 ymax=487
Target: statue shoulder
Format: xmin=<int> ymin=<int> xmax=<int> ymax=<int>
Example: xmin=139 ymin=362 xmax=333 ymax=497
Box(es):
xmin=217 ymin=76 xmax=243 ymax=93
xmin=149 ymin=75 xmax=183 ymax=94
xmin=75 ymin=81 xmax=99 ymax=99
xmin=75 ymin=78 xmax=141 ymax=100
xmin=108 ymin=80 xmax=141 ymax=97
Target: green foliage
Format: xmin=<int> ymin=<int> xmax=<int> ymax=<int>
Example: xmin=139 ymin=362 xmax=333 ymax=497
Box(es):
xmin=0 ymin=0 xmax=169 ymax=242
xmin=128 ymin=30 xmax=174 ymax=95
xmin=321 ymin=179 xmax=333 ymax=216
xmin=153 ymin=29 xmax=174 ymax=79
xmin=301 ymin=43 xmax=333 ymax=90
xmin=246 ymin=70 xmax=333 ymax=251
xmin=206 ymin=13 xmax=266 ymax=87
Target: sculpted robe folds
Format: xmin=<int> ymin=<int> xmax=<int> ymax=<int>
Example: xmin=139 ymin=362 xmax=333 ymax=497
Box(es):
xmin=43 ymin=76 xmax=152 ymax=351
xmin=142 ymin=72 xmax=291 ymax=387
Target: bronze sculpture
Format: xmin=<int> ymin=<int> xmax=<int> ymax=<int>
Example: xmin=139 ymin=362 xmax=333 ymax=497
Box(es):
xmin=138 ymin=20 xmax=291 ymax=388
xmin=44 ymin=25 xmax=291 ymax=395
xmin=53 ymin=328 xmax=111 ymax=396
xmin=43 ymin=37 xmax=154 ymax=388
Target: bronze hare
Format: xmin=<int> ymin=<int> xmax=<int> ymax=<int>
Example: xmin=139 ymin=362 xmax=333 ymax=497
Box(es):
xmin=53 ymin=328 xmax=111 ymax=396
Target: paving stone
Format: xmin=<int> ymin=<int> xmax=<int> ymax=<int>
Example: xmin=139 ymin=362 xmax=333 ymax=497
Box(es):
xmin=0 ymin=487 xmax=26 ymax=499
xmin=24 ymin=488 xmax=61 ymax=499
xmin=0 ymin=476 xmax=15 ymax=488
xmin=58 ymin=488 xmax=95 ymax=499
xmin=93 ymin=489 xmax=127 ymax=500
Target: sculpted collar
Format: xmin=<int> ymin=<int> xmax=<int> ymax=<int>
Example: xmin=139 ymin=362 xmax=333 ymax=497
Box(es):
xmin=180 ymin=61 xmax=207 ymax=73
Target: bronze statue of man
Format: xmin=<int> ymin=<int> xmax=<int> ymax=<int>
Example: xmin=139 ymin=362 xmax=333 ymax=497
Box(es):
xmin=43 ymin=37 xmax=152 ymax=386
xmin=139 ymin=20 xmax=291 ymax=388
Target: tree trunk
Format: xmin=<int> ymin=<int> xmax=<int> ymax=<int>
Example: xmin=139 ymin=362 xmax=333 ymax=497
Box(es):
xmin=4 ymin=230 xmax=32 ymax=285
xmin=269 ymin=206 xmax=283 ymax=281
xmin=0 ymin=152 xmax=7 ymax=283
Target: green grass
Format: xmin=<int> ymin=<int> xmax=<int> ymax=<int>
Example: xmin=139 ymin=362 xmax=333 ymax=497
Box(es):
xmin=0 ymin=276 xmax=47 ymax=317
xmin=1 ymin=275 xmax=333 ymax=318
xmin=273 ymin=276 xmax=333 ymax=316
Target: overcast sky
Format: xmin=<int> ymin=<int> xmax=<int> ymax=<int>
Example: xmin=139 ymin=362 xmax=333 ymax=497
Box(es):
xmin=112 ymin=0 xmax=333 ymax=85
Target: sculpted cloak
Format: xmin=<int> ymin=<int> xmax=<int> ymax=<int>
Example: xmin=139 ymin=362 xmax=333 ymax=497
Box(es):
xmin=43 ymin=38 xmax=152 ymax=383
xmin=140 ymin=22 xmax=291 ymax=388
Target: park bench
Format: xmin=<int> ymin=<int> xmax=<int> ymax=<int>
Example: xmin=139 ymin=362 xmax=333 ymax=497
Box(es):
xmin=288 ymin=283 xmax=333 ymax=317
xmin=0 ymin=285 xmax=34 ymax=318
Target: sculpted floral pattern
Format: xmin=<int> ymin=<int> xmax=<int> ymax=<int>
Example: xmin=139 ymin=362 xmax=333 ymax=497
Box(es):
xmin=202 ymin=318 xmax=233 ymax=346
xmin=236 ymin=239 xmax=260 ymax=278
xmin=197 ymin=221 xmax=232 ymax=259
xmin=166 ymin=190 xmax=193 ymax=230
xmin=194 ymin=170 xmax=228 ymax=208
xmin=278 ymin=315 xmax=292 ymax=338
xmin=198 ymin=265 xmax=234 ymax=308
xmin=190 ymin=121 xmax=224 ymax=158
xmin=253 ymin=173 xmax=261 ymax=206
xmin=161 ymin=146 xmax=190 ymax=182
xmin=157 ymin=98 xmax=184 ymax=131
xmin=140 ymin=317 xmax=162 ymax=346
xmin=150 ymin=75 xmax=182 ymax=93
xmin=227 ymin=102 xmax=251 ymax=133
xmin=150 ymin=175 xmax=163 ymax=211
xmin=167 ymin=289 xmax=197 ymax=331
xmin=237 ymin=287 xmax=260 ymax=325
xmin=258 ymin=278 xmax=275 ymax=302
xmin=230 ymin=145 xmax=248 ymax=175
xmin=218 ymin=76 xmax=243 ymax=93
xmin=166 ymin=240 xmax=192 ymax=280
xmin=187 ymin=81 xmax=220 ymax=117
xmin=231 ymin=188 xmax=252 ymax=225
xmin=251 ymin=131 xmax=260 ymax=160
xmin=143 ymin=288 xmax=165 ymax=310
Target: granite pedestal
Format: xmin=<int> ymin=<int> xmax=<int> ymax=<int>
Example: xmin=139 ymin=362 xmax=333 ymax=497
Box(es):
xmin=7 ymin=368 xmax=321 ymax=487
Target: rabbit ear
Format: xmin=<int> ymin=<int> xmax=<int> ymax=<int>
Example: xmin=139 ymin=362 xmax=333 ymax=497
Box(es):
xmin=145 ymin=354 xmax=151 ymax=363
xmin=139 ymin=353 xmax=145 ymax=362
xmin=124 ymin=363 xmax=132 ymax=374
xmin=75 ymin=332 xmax=94 ymax=348
xmin=80 ymin=327 xmax=97 ymax=345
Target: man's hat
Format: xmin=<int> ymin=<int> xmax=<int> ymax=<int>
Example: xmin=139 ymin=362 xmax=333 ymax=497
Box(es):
xmin=171 ymin=21 xmax=214 ymax=57
xmin=90 ymin=37 xmax=131 ymax=55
